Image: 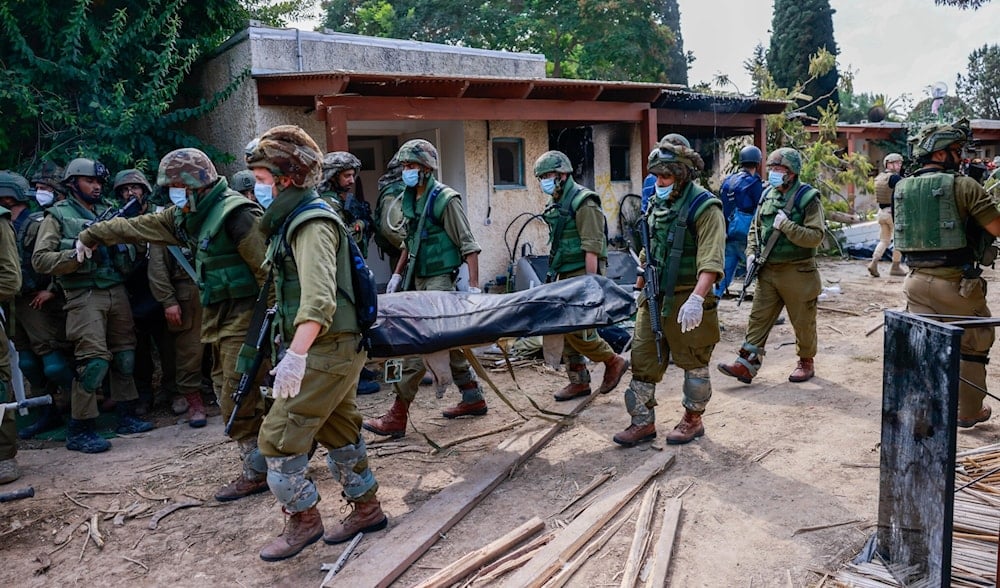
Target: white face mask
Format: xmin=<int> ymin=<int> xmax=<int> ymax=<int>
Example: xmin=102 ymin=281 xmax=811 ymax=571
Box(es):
xmin=168 ymin=187 xmax=188 ymax=208
xmin=34 ymin=189 xmax=55 ymax=207
xmin=254 ymin=183 xmax=274 ymax=209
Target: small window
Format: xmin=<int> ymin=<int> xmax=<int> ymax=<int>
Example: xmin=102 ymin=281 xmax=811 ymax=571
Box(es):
xmin=610 ymin=144 xmax=630 ymax=181
xmin=492 ymin=138 xmax=524 ymax=188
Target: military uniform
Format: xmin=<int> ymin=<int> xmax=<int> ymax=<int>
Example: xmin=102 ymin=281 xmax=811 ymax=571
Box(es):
xmin=868 ymin=158 xmax=905 ymax=277
xmin=0 ymin=205 xmax=24 ymax=481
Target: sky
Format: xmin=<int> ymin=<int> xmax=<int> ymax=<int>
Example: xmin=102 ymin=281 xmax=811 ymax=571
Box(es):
xmin=678 ymin=0 xmax=1000 ymax=104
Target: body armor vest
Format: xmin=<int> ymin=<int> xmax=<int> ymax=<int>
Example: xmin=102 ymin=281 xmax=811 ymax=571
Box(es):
xmin=757 ymin=183 xmax=820 ymax=263
xmin=648 ymin=183 xmax=720 ymax=290
xmin=402 ymin=178 xmax=463 ymax=278
xmin=874 ymin=172 xmax=893 ymax=206
xmin=893 ymin=172 xmax=976 ymax=267
xmin=47 ymin=199 xmax=126 ymax=290
xmin=14 ymin=211 xmax=50 ymax=294
xmin=543 ymin=179 xmax=607 ymax=276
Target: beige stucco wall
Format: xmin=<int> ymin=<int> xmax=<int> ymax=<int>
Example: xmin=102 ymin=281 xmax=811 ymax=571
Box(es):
xmin=591 ymin=124 xmax=643 ymax=241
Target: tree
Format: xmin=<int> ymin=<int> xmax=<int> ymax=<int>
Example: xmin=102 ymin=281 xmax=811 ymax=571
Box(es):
xmin=658 ymin=0 xmax=688 ymax=86
xmin=956 ymin=44 xmax=1000 ymax=119
xmin=767 ymin=0 xmax=840 ymax=118
xmin=935 ymin=0 xmax=991 ymax=7
xmin=319 ymin=0 xmax=684 ymax=82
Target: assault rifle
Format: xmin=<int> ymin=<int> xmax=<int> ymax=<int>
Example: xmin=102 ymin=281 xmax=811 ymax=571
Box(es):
xmin=736 ymin=255 xmax=760 ymax=307
xmin=226 ymin=306 xmax=275 ymax=436
xmin=637 ymin=216 xmax=665 ymax=363
xmin=85 ymin=197 xmax=142 ymax=228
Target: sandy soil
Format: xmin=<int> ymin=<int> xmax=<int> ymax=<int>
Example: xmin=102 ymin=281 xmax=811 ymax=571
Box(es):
xmin=2 ymin=257 xmax=998 ymax=587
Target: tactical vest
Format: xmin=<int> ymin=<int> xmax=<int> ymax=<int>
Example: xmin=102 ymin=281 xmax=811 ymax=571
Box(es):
xmin=402 ymin=179 xmax=463 ymax=278
xmin=182 ymin=188 xmax=260 ymax=307
xmin=893 ymin=173 xmax=974 ymax=267
xmin=757 ymin=183 xmax=820 ymax=263
xmin=46 ymin=199 xmax=126 ymax=290
xmin=874 ymin=172 xmax=893 ymax=206
xmin=648 ymin=184 xmax=720 ymax=290
xmin=266 ymin=197 xmax=359 ymax=340
xmin=14 ymin=211 xmax=50 ymax=294
xmin=543 ymin=180 xmax=607 ymax=275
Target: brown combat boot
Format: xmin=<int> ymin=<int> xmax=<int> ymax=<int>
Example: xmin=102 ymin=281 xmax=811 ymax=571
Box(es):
xmin=184 ymin=392 xmax=207 ymax=428
xmin=554 ymin=382 xmax=591 ymax=401
xmin=867 ymin=259 xmax=880 ymax=278
xmin=788 ymin=357 xmax=815 ymax=382
xmin=323 ymin=496 xmax=388 ymax=544
xmin=665 ymin=410 xmax=705 ymax=445
xmin=597 ymin=355 xmax=629 ymax=394
xmin=958 ymin=405 xmax=992 ymax=428
xmin=889 ymin=263 xmax=907 ymax=277
xmin=362 ymin=398 xmax=410 ymax=438
xmin=215 ymin=474 xmax=269 ymax=502
xmin=442 ymin=399 xmax=488 ymax=419
xmin=613 ymin=423 xmax=657 ymax=447
xmin=717 ymin=349 xmax=760 ymax=384
xmin=259 ymin=506 xmax=324 ymax=562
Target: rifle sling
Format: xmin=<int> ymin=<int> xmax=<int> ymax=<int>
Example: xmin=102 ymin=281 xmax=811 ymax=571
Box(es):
xmin=401 ymin=184 xmax=445 ymax=291
xmin=757 ymin=184 xmax=809 ymax=263
xmin=242 ymin=269 xmax=274 ymax=348
xmin=166 ymin=245 xmax=200 ymax=285
xmin=659 ymin=190 xmax=710 ymax=317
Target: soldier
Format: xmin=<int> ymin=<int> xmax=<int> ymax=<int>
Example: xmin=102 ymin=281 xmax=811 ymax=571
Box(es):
xmin=320 ymin=151 xmax=380 ymax=396
xmin=246 ymin=125 xmax=386 ymax=561
xmin=0 ymin=175 xmax=23 ymax=483
xmin=867 ymin=153 xmax=906 ymax=278
xmin=230 ymin=169 xmax=256 ymax=202
xmin=894 ymin=119 xmax=1000 ymax=428
xmin=717 ymin=147 xmax=826 ymax=384
xmin=614 ymin=141 xmax=725 ymax=447
xmin=532 ymin=150 xmax=629 ymax=402
xmin=715 ymin=145 xmax=763 ymax=297
xmin=1 ymin=172 xmax=73 ymax=439
xmin=76 ymin=149 xmax=270 ymax=499
xmin=363 ymin=139 xmax=487 ymax=438
xmin=32 ymin=158 xmax=153 ymax=453
xmin=30 ymin=160 xmax=68 ymax=208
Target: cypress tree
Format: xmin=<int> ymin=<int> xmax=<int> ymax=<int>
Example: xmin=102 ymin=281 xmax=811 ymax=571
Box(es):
xmin=659 ymin=0 xmax=688 ymax=86
xmin=767 ymin=0 xmax=840 ymax=117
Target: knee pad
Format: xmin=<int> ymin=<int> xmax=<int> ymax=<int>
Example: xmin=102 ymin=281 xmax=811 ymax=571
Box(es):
xmin=78 ymin=358 xmax=110 ymax=393
xmin=42 ymin=351 xmax=75 ymax=390
xmin=326 ymin=438 xmax=377 ymax=501
xmin=265 ymin=454 xmax=317 ymax=511
xmin=624 ymin=380 xmax=656 ymax=413
xmin=112 ymin=350 xmax=136 ymax=376
xmin=18 ymin=349 xmax=45 ymax=389
xmin=682 ymin=368 xmax=713 ymax=407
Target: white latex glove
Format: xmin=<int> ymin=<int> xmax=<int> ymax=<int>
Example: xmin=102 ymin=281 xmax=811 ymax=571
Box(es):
xmin=467 ymin=286 xmax=481 ymax=294
xmin=269 ymin=349 xmax=307 ymax=399
xmin=773 ymin=210 xmax=789 ymax=231
xmin=677 ymin=293 xmax=705 ymax=333
xmin=74 ymin=239 xmax=93 ymax=263
xmin=746 ymin=254 xmax=756 ymax=268
xmin=386 ymin=273 xmax=402 ymax=294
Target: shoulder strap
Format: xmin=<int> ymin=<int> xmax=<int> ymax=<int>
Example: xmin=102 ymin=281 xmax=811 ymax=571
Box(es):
xmin=660 ymin=189 xmax=710 ymax=315
xmin=757 ymin=184 xmax=811 ymax=262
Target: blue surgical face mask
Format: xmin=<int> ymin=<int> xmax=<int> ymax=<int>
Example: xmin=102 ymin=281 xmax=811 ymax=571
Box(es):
xmin=540 ymin=177 xmax=557 ymax=195
xmin=402 ymin=169 xmax=421 ymax=187
xmin=168 ymin=187 xmax=188 ymax=209
xmin=654 ymin=184 xmax=674 ymax=200
xmin=254 ymin=182 xmax=274 ymax=209
xmin=34 ymin=189 xmax=55 ymax=208
xmin=767 ymin=170 xmax=786 ymax=188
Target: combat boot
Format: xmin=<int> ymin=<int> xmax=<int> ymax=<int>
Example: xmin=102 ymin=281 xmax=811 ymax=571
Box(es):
xmin=889 ymin=262 xmax=907 ymax=277
xmin=958 ymin=405 xmax=992 ymax=428
xmin=665 ymin=410 xmax=705 ymax=445
xmin=554 ymin=363 xmax=591 ymax=401
xmin=65 ymin=418 xmax=111 ymax=453
xmin=115 ymin=401 xmax=154 ymax=435
xmin=259 ymin=506 xmax=324 ymax=562
xmin=215 ymin=439 xmax=269 ymax=502
xmin=17 ymin=405 xmax=61 ymax=440
xmin=323 ymin=496 xmax=388 ymax=544
xmin=717 ymin=348 xmax=761 ymax=384
xmin=362 ymin=398 xmax=410 ymax=437
xmin=442 ymin=398 xmax=488 ymax=418
xmin=867 ymin=259 xmax=880 ymax=278
xmin=597 ymin=355 xmax=629 ymax=394
xmin=613 ymin=423 xmax=657 ymax=447
xmin=184 ymin=392 xmax=207 ymax=428
xmin=171 ymin=395 xmax=189 ymax=415
xmin=788 ymin=357 xmax=815 ymax=383
xmin=0 ymin=458 xmax=20 ymax=484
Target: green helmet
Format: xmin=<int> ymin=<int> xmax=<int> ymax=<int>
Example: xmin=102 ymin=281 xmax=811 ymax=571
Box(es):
xmin=395 ymin=139 xmax=439 ymax=171
xmin=31 ymin=160 xmax=65 ymax=192
xmin=63 ymin=158 xmax=110 ymax=184
xmin=246 ymin=125 xmax=323 ymax=188
xmin=230 ymin=169 xmax=256 ymax=193
xmin=766 ymin=147 xmax=802 ymax=175
xmin=113 ymin=169 xmax=152 ymax=194
xmin=909 ymin=118 xmax=972 ymax=159
xmin=322 ymin=151 xmax=362 ymax=189
xmin=157 ymin=148 xmax=219 ymax=189
xmin=533 ymin=150 xmax=573 ymax=177
xmin=658 ymin=133 xmax=691 ymax=149
xmin=0 ymin=171 xmax=31 ymax=202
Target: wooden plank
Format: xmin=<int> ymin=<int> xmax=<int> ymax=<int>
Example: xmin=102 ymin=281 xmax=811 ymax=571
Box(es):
xmin=411 ymin=517 xmax=545 ymax=588
xmin=329 ymin=394 xmax=597 ymax=588
xmin=545 ymin=504 xmax=636 ymax=588
xmin=643 ymin=498 xmax=683 ymax=588
xmin=620 ymin=484 xmax=660 ymax=588
xmin=501 ymin=452 xmax=676 ymax=588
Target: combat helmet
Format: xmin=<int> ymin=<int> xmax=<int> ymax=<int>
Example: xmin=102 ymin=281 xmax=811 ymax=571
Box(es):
xmin=659 ymin=133 xmax=692 ymax=149
xmin=395 ymin=139 xmax=439 ymax=171
xmin=63 ymin=158 xmax=110 ymax=184
xmin=322 ymin=151 xmax=362 ymax=190
xmin=230 ymin=169 xmax=256 ymax=193
xmin=739 ymin=145 xmax=763 ymax=166
xmin=647 ymin=142 xmax=704 ymax=175
xmin=883 ymin=153 xmax=903 ymax=167
xmin=31 ymin=160 xmax=65 ymax=193
xmin=0 ymin=171 xmax=31 ymax=202
xmin=113 ymin=169 xmax=152 ymax=195
xmin=533 ymin=151 xmax=573 ymax=177
xmin=909 ymin=118 xmax=972 ymax=159
xmin=766 ymin=148 xmax=802 ymax=175
xmin=157 ymin=149 xmax=219 ymax=189
xmin=246 ymin=125 xmax=323 ymax=188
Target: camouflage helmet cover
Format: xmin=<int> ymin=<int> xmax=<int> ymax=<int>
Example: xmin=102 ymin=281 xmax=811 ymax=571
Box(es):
xmin=322 ymin=151 xmax=362 ymax=186
xmin=766 ymin=147 xmax=802 ymax=174
xmin=113 ymin=169 xmax=152 ymax=194
xmin=0 ymin=171 xmax=31 ymax=202
xmin=157 ymin=148 xmax=219 ymax=189
xmin=883 ymin=152 xmax=903 ymax=167
xmin=395 ymin=139 xmax=439 ymax=171
xmin=230 ymin=169 xmax=256 ymax=193
xmin=533 ymin=150 xmax=573 ymax=177
xmin=63 ymin=158 xmax=110 ymax=183
xmin=378 ymin=154 xmax=403 ymax=196
xmin=31 ymin=160 xmax=65 ymax=192
xmin=246 ymin=125 xmax=323 ymax=188
xmin=909 ymin=118 xmax=972 ymax=158
xmin=659 ymin=133 xmax=692 ymax=149
xmin=647 ymin=142 xmax=705 ymax=174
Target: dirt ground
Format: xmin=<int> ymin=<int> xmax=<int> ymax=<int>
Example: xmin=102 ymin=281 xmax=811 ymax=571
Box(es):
xmin=3 ymin=256 xmax=999 ymax=587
